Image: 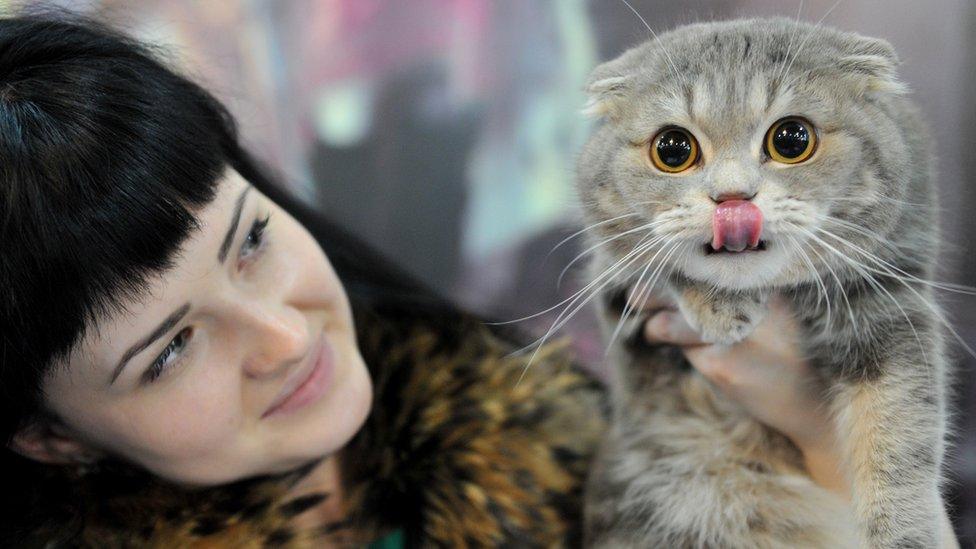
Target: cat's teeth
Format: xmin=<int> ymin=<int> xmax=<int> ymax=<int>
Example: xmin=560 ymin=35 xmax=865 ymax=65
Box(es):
xmin=704 ymin=240 xmax=766 ymax=254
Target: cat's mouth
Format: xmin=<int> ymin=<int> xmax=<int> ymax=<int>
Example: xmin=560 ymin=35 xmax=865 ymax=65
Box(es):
xmin=703 ymin=240 xmax=768 ymax=255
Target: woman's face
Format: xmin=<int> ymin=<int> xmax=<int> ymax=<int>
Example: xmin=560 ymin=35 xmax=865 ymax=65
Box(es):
xmin=38 ymin=168 xmax=372 ymax=485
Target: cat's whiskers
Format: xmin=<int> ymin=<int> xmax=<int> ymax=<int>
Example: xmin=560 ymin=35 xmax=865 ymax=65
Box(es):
xmin=813 ymin=226 xmax=976 ymax=362
xmin=784 ymin=224 xmax=858 ymax=330
xmin=547 ymin=212 xmax=641 ymax=260
xmin=551 ymin=233 xmax=670 ymax=332
xmin=506 ymin=227 xmax=668 ymax=358
xmin=815 ymin=222 xmax=976 ymax=295
xmin=604 ymin=242 xmax=665 ymax=354
xmin=613 ymin=250 xmax=664 ymax=350
xmin=784 ymin=232 xmax=833 ymax=331
xmin=775 ymin=0 xmax=806 ymax=84
xmin=780 ymin=0 xmax=847 ymax=92
xmin=619 ymin=0 xmax=683 ymax=84
xmin=792 ymin=224 xmax=932 ymax=366
xmin=818 ymin=214 xmax=902 ymax=255
xmin=777 ymin=208 xmax=946 ymax=285
xmin=638 ymin=240 xmax=684 ymax=308
xmin=630 ymin=199 xmax=672 ymax=208
xmin=492 ymin=227 xmax=664 ymax=327
xmin=606 ymin=237 xmax=682 ymax=353
xmin=557 ymin=218 xmax=672 ymax=288
xmin=823 ymin=196 xmax=934 ymax=210
xmin=513 ymin=235 xmax=674 ymax=384
xmin=642 ymin=208 xmax=706 ymax=240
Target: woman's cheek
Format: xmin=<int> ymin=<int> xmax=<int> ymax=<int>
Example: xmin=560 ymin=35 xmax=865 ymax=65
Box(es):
xmin=113 ymin=368 xmax=244 ymax=460
xmin=281 ymin=215 xmax=339 ymax=298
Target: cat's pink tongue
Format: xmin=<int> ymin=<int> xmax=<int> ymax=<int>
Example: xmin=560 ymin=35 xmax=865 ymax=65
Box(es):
xmin=711 ymin=200 xmax=763 ymax=252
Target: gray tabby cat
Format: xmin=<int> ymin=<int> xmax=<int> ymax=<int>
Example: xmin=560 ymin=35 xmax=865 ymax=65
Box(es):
xmin=577 ymin=18 xmax=955 ymax=548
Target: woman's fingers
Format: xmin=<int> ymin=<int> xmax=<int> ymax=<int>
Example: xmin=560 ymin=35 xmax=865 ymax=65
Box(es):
xmin=749 ymin=295 xmax=802 ymax=355
xmin=682 ymin=345 xmax=727 ymax=378
xmin=643 ymin=310 xmax=705 ymax=346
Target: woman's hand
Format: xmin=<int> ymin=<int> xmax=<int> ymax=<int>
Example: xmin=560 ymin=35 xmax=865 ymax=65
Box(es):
xmin=640 ymin=292 xmax=849 ymax=498
xmin=640 ymin=291 xmax=960 ymax=546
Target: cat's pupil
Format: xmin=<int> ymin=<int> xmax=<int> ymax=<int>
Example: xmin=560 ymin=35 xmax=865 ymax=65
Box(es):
xmin=657 ymin=130 xmax=693 ymax=167
xmin=771 ymin=121 xmax=809 ymax=158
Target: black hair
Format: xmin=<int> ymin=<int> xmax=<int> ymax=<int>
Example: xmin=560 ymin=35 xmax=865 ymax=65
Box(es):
xmin=0 ymin=11 xmax=238 ymax=445
xmin=0 ymin=11 xmax=446 ymax=452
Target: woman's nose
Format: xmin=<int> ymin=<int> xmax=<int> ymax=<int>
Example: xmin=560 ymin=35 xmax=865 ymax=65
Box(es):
xmin=237 ymin=300 xmax=310 ymax=379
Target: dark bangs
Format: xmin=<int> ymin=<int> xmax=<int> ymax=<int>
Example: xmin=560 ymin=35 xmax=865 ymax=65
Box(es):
xmin=0 ymin=13 xmax=236 ymax=440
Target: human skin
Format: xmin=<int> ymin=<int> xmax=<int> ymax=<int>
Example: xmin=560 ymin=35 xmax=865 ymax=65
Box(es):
xmin=643 ymin=294 xmax=846 ymax=494
xmin=12 ymin=168 xmax=373 ymax=487
xmin=642 ymin=294 xmax=960 ymax=547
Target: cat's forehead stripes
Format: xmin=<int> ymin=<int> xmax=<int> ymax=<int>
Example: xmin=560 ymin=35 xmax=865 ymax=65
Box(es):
xmin=750 ymin=76 xmax=774 ymax=115
xmin=677 ymin=71 xmax=787 ymax=150
xmin=587 ymin=18 xmax=902 ymax=141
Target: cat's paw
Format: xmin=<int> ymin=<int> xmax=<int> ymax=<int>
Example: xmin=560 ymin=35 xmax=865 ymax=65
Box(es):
xmin=675 ymin=287 xmax=767 ymax=344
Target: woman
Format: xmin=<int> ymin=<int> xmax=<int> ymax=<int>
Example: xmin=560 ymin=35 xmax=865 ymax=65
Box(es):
xmin=0 ymin=13 xmax=605 ymax=546
xmin=0 ymin=11 xmax=891 ymax=548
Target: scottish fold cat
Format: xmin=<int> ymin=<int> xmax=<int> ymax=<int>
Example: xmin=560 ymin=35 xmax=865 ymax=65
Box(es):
xmin=578 ymin=18 xmax=954 ymax=548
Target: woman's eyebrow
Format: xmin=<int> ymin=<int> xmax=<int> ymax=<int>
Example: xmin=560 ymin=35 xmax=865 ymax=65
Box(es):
xmin=108 ymin=186 xmax=252 ymax=385
xmin=110 ymin=303 xmax=191 ymax=385
xmin=217 ymin=186 xmax=252 ymax=263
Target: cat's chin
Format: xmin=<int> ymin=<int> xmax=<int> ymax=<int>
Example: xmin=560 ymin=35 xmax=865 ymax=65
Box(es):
xmin=678 ymin=239 xmax=789 ymax=291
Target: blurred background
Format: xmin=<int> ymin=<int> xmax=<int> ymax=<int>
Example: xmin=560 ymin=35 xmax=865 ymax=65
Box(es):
xmin=14 ymin=0 xmax=974 ymax=541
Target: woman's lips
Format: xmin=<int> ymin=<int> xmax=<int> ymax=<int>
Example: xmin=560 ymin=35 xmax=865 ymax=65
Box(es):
xmin=262 ymin=333 xmax=335 ymax=419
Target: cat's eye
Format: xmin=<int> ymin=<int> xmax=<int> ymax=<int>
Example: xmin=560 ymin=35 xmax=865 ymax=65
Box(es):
xmin=650 ymin=127 xmax=699 ymax=173
xmin=765 ymin=117 xmax=817 ymax=164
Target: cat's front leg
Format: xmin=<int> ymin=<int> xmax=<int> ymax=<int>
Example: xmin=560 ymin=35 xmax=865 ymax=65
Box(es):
xmin=833 ymin=362 xmax=947 ymax=548
xmin=670 ymin=278 xmax=768 ymax=345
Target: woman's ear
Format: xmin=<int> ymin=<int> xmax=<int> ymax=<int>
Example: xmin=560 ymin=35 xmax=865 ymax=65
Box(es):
xmin=9 ymin=418 xmax=102 ymax=465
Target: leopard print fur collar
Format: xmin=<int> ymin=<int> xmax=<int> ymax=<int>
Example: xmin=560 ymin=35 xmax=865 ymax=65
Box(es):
xmin=3 ymin=301 xmax=607 ymax=547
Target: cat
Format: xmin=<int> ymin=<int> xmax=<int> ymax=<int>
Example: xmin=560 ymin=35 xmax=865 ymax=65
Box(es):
xmin=576 ymin=18 xmax=955 ymax=548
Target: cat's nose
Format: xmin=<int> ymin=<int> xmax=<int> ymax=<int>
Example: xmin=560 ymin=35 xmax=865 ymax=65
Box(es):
xmin=710 ymin=191 xmax=756 ymax=203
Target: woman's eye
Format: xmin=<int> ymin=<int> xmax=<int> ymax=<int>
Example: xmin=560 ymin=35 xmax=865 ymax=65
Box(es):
xmin=765 ymin=117 xmax=817 ymax=164
xmin=650 ymin=127 xmax=699 ymax=173
xmin=146 ymin=327 xmax=193 ymax=383
xmin=240 ymin=214 xmax=271 ymax=261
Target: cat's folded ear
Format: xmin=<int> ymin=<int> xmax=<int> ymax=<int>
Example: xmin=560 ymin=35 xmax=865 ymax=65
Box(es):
xmin=582 ymin=60 xmax=634 ymax=120
xmin=836 ymin=36 xmax=908 ymax=96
